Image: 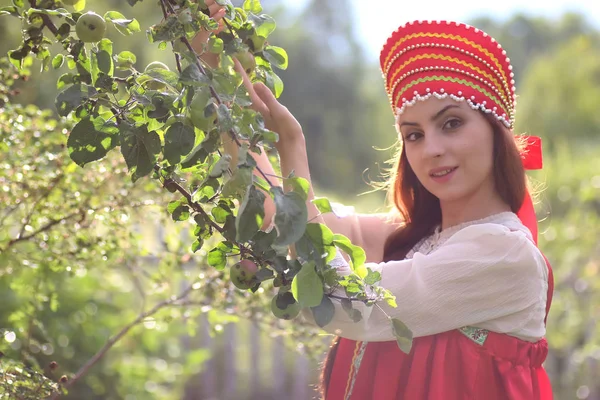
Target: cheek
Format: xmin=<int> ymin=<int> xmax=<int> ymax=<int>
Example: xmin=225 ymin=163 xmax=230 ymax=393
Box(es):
xmin=405 ymin=149 xmax=424 ymax=177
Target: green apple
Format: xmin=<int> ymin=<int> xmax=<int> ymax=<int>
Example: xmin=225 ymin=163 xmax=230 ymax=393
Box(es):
xmin=271 ymin=292 xmax=301 ymax=320
xmin=189 ymin=92 xmax=217 ymax=131
xmin=248 ymin=35 xmax=266 ymax=53
xmin=230 ymin=260 xmax=258 ymax=290
xmin=76 ymin=12 xmax=106 ymax=43
xmin=144 ymin=61 xmax=170 ymax=90
xmin=234 ymin=50 xmax=256 ymax=74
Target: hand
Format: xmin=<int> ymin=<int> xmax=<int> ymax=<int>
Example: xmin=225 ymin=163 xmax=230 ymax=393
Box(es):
xmin=190 ymin=0 xmax=227 ymax=68
xmin=233 ymin=59 xmax=304 ymax=154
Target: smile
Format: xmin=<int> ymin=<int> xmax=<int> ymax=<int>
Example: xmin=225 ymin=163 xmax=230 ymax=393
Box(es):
xmin=430 ymin=167 xmax=458 ymax=177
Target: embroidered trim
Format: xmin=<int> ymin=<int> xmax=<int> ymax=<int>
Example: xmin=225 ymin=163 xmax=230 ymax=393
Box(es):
xmin=382 ymin=32 xmax=507 ymax=84
xmin=389 ymin=67 xmax=511 ymax=114
xmin=386 ymin=54 xmax=507 ymax=104
xmin=393 ymin=75 xmax=508 ymax=116
xmin=459 ymin=326 xmax=489 ymax=346
xmin=344 ymin=341 xmax=368 ymax=400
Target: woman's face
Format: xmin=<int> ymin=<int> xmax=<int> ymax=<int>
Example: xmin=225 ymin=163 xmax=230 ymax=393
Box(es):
xmin=397 ymin=98 xmax=497 ymax=204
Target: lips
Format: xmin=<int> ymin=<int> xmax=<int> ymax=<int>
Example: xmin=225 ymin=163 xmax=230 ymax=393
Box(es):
xmin=429 ymin=167 xmax=458 ymax=177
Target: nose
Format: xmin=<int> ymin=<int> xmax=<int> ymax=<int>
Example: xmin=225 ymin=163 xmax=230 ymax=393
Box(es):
xmin=422 ymin=132 xmax=445 ymax=158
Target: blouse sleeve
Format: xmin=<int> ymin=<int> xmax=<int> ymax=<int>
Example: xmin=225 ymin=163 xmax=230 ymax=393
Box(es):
xmin=303 ymin=223 xmax=548 ymax=342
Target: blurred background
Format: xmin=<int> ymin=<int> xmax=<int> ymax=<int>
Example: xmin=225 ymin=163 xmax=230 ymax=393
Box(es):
xmin=1 ymin=0 xmax=599 ymax=399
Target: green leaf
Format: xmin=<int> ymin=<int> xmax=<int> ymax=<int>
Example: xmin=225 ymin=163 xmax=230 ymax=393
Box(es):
xmin=333 ymin=234 xmax=367 ymax=275
xmin=236 ymin=186 xmax=265 ymax=242
xmin=171 ymin=205 xmax=190 ymax=221
xmin=104 ymin=11 xmax=140 ymax=35
xmin=247 ymin=13 xmax=276 ymax=38
xmin=364 ymin=269 xmax=382 ymax=285
xmin=221 ymin=166 xmax=253 ymax=199
xmin=208 ymin=36 xmax=224 ymax=54
xmin=216 ymin=104 xmax=234 ymax=132
xmin=341 ymin=299 xmax=362 ymax=323
xmin=115 ymin=50 xmax=136 ymax=70
xmin=0 ymin=6 xmax=19 ymax=16
xmin=55 ymin=84 xmax=97 ymax=117
xmin=391 ymin=318 xmax=413 ymax=354
xmin=243 ymin=0 xmax=262 ymax=13
xmin=193 ymin=177 xmax=220 ymax=203
xmin=120 ymin=124 xmax=162 ymax=182
xmin=52 ymin=54 xmax=64 ymax=69
xmin=284 ymin=176 xmax=309 ymax=201
xmin=147 ymin=15 xmax=184 ymax=43
xmin=207 ymin=248 xmax=227 ymax=270
xmin=207 ymin=154 xmax=232 ymax=178
xmin=382 ymin=289 xmax=397 ymax=308
xmin=139 ymin=68 xmax=179 ymax=89
xmin=93 ymin=39 xmax=113 ymax=77
xmin=291 ymin=262 xmax=323 ymax=308
xmin=305 ymin=223 xmax=335 ymax=259
xmin=264 ymin=69 xmax=284 ymax=98
xmin=310 ymin=295 xmax=335 ymax=328
xmin=26 ymin=7 xmax=70 ymax=18
xmin=164 ymin=122 xmax=195 ymax=165
xmin=312 ymin=198 xmax=333 ymax=214
xmin=181 ymin=144 xmax=208 ymax=169
xmin=211 ymin=206 xmax=231 ymax=224
xmin=180 ymin=63 xmax=211 ymax=86
xmin=263 ymin=46 xmax=288 ymax=70
xmin=67 ymin=116 xmax=119 ymax=166
xmin=271 ymin=187 xmax=308 ymax=246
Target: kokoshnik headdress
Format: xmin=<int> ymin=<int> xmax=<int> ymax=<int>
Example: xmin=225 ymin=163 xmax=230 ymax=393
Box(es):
xmin=379 ymin=20 xmax=543 ymax=242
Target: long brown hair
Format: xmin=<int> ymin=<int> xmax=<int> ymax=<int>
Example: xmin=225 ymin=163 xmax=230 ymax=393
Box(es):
xmin=318 ymin=112 xmax=528 ymax=398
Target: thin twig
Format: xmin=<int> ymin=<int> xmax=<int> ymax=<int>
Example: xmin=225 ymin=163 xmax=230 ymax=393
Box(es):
xmin=159 ymin=0 xmax=274 ymax=187
xmin=18 ymin=175 xmax=64 ymax=239
xmin=327 ymin=293 xmax=378 ymax=303
xmin=47 ymin=283 xmax=198 ymax=399
xmin=155 ymin=165 xmax=224 ymax=235
xmin=0 ymin=212 xmax=81 ymax=254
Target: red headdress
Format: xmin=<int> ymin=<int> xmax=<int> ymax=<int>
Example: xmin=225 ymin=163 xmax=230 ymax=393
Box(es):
xmin=379 ymin=20 xmax=543 ymax=242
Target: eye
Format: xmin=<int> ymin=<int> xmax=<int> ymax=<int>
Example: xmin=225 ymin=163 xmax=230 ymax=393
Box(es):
xmin=404 ymin=132 xmax=423 ymax=142
xmin=443 ymin=118 xmax=462 ymax=130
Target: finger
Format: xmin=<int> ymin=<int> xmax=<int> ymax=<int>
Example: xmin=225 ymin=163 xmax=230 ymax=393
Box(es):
xmin=253 ymin=82 xmax=284 ymax=115
xmin=233 ymin=58 xmax=269 ymax=115
xmin=208 ymin=5 xmax=225 ymax=18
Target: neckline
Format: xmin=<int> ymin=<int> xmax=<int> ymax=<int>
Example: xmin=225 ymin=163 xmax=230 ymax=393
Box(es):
xmin=434 ymin=211 xmax=518 ymax=240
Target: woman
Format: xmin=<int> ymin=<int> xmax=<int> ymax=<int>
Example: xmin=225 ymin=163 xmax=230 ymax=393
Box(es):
xmin=197 ymin=3 xmax=553 ymax=399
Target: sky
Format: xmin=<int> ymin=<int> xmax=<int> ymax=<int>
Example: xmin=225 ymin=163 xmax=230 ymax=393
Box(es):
xmin=297 ymin=0 xmax=600 ymax=60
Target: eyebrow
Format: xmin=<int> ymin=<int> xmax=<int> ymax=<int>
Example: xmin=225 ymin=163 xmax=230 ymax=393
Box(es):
xmin=399 ymin=105 xmax=461 ymax=128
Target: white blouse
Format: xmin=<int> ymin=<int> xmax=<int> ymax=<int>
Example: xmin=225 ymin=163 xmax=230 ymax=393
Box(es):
xmin=305 ymin=212 xmax=549 ymax=343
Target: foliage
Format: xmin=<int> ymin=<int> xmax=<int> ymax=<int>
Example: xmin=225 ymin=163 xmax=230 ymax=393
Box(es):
xmin=0 ymin=0 xmax=405 ymax=397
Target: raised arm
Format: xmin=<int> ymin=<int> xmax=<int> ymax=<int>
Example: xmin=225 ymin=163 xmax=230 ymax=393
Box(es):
xmin=192 ymin=1 xmax=401 ymax=259
xmin=306 ymin=223 xmax=548 ymax=342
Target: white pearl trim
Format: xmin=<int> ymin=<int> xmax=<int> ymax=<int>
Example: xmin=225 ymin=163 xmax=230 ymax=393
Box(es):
xmin=394 ymin=91 xmax=513 ymax=129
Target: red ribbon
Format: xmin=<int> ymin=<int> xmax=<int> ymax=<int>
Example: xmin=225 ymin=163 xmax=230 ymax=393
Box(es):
xmin=521 ymin=136 xmax=543 ymax=170
xmin=517 ymin=135 xmax=543 ymax=244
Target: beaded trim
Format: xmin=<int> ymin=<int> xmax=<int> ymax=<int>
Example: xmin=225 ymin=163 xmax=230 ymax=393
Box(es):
xmin=386 ymin=54 xmax=507 ymax=106
xmin=388 ymin=67 xmax=511 ymax=114
xmin=393 ymin=80 xmax=512 ymax=128
xmin=382 ymin=41 xmax=515 ymax=104
xmin=379 ymin=20 xmax=518 ymax=130
xmin=383 ymin=32 xmax=508 ymax=84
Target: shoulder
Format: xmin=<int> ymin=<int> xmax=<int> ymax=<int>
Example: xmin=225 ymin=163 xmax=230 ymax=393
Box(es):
xmin=441 ymin=221 xmax=546 ymax=275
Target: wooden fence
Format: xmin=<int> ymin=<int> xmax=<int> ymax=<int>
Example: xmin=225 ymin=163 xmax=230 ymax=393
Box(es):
xmin=182 ymin=314 xmax=323 ymax=400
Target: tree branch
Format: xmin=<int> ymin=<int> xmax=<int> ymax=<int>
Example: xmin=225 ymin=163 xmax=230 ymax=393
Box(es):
xmin=159 ymin=0 xmax=274 ymax=187
xmin=46 ymin=283 xmax=198 ymax=399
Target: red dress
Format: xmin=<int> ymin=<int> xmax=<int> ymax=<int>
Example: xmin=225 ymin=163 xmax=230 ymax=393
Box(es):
xmin=325 ymin=258 xmax=554 ymax=400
